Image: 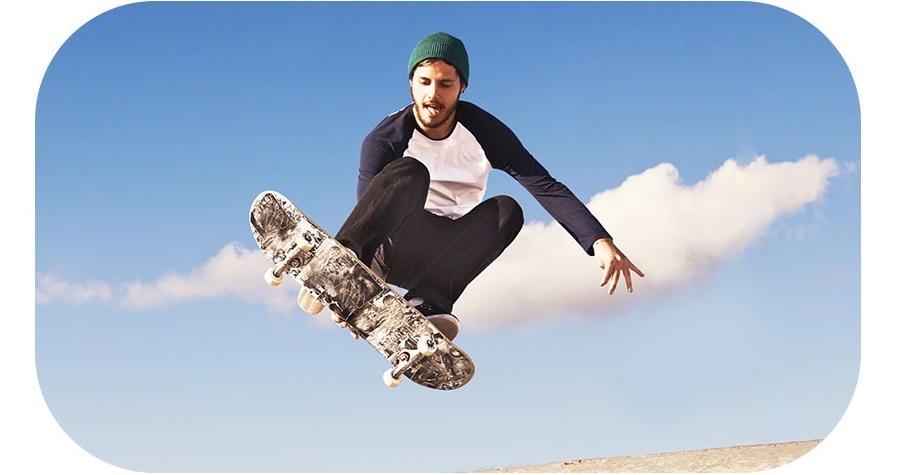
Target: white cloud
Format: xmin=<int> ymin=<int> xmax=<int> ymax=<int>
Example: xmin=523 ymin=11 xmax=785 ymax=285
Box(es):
xmin=455 ymin=155 xmax=841 ymax=328
xmin=118 ymin=242 xmax=297 ymax=314
xmin=36 ymin=243 xmax=298 ymax=315
xmin=36 ymin=156 xmax=842 ymax=331
xmin=35 ymin=274 xmax=113 ymax=305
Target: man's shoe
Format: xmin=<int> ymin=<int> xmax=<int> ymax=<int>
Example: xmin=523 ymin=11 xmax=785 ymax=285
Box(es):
xmin=408 ymin=297 xmax=460 ymax=341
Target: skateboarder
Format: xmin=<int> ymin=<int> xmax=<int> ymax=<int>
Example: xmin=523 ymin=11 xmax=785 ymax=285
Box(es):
xmin=324 ymin=32 xmax=643 ymax=340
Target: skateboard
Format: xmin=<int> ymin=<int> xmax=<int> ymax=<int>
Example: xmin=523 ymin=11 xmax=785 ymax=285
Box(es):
xmin=249 ymin=190 xmax=475 ymax=390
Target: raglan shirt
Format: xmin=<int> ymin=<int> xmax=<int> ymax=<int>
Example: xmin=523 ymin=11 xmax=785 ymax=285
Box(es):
xmin=358 ymin=101 xmax=611 ymax=256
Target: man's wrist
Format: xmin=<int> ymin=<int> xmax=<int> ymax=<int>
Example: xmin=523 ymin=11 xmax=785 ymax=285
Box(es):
xmin=593 ymin=237 xmax=613 ymax=248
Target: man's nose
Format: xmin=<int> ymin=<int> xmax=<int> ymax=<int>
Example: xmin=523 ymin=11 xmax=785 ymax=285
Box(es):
xmin=426 ymin=84 xmax=439 ymax=100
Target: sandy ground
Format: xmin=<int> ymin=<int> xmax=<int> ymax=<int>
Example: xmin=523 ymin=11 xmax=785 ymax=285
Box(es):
xmin=476 ymin=440 xmax=821 ymax=473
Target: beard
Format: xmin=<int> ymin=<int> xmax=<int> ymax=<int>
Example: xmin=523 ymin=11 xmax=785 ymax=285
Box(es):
xmin=411 ymin=91 xmax=461 ymax=137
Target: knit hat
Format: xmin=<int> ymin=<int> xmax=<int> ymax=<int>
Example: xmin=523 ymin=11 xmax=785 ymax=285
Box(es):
xmin=408 ymin=32 xmax=469 ymax=85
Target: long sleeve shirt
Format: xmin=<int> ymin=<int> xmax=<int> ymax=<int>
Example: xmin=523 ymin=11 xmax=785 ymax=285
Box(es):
xmin=358 ymin=101 xmax=612 ymax=255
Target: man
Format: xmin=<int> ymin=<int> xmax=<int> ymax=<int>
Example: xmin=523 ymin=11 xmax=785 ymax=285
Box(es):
xmin=318 ymin=32 xmax=643 ymax=340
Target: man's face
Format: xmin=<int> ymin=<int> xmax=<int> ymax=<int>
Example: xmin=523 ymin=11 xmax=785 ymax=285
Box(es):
xmin=409 ymin=59 xmax=466 ymax=139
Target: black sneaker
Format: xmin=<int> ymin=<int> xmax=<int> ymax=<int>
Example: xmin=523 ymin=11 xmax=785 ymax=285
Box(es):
xmin=408 ymin=297 xmax=460 ymax=341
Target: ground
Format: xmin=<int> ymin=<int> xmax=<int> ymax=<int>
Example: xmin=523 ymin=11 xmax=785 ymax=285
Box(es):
xmin=477 ymin=440 xmax=822 ymax=473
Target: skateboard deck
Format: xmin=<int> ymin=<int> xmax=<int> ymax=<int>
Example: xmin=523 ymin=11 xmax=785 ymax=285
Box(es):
xmin=249 ymin=190 xmax=475 ymax=390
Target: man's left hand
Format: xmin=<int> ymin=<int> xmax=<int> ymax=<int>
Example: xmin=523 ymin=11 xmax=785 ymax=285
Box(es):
xmin=593 ymin=238 xmax=644 ymax=295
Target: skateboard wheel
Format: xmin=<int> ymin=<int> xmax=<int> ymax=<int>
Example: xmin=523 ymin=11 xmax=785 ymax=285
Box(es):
xmin=297 ymin=289 xmax=325 ymax=315
xmin=417 ymin=336 xmax=436 ymax=357
xmin=264 ymin=267 xmax=283 ymax=286
xmin=383 ymin=368 xmax=402 ymax=388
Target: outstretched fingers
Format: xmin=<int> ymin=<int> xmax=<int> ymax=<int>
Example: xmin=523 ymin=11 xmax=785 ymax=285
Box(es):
xmin=600 ymin=256 xmax=644 ymax=295
xmin=619 ymin=258 xmax=645 ymax=294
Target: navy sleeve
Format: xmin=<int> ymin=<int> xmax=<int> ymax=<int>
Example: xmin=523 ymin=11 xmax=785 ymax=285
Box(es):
xmin=357 ymin=106 xmax=415 ymax=199
xmin=458 ymin=102 xmax=612 ymax=255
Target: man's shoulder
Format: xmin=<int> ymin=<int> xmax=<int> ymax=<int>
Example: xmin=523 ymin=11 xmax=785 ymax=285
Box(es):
xmin=366 ymin=104 xmax=415 ymax=141
xmin=457 ymin=100 xmax=494 ymax=120
xmin=456 ymin=101 xmax=519 ymax=147
xmin=375 ymin=103 xmax=414 ymax=128
xmin=459 ymin=101 xmax=513 ymax=128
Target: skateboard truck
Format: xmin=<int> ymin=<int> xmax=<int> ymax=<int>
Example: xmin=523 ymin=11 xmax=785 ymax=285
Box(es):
xmin=264 ymin=239 xmax=314 ymax=287
xmin=382 ymin=335 xmax=438 ymax=388
xmin=263 ymin=239 xmax=327 ymax=314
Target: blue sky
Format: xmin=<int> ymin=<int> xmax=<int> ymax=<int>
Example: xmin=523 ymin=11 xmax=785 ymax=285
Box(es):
xmin=6 ymin=0 xmax=896 ymax=473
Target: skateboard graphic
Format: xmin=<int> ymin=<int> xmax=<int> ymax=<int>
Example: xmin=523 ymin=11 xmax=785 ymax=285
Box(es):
xmin=249 ymin=190 xmax=475 ymax=390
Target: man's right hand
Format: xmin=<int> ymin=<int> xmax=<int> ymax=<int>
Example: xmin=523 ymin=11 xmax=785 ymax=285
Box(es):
xmin=330 ymin=310 xmax=359 ymax=339
xmin=299 ymin=288 xmax=359 ymax=339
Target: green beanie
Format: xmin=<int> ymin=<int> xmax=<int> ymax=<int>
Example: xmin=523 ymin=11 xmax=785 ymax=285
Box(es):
xmin=408 ymin=32 xmax=469 ymax=85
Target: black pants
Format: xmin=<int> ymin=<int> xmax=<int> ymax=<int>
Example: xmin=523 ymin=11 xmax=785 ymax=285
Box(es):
xmin=335 ymin=157 xmax=524 ymax=314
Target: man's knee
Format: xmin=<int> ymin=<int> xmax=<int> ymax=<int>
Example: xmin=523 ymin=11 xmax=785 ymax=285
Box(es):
xmin=381 ymin=156 xmax=430 ymax=184
xmin=367 ymin=157 xmax=430 ymax=205
xmin=492 ymin=195 xmax=524 ymax=236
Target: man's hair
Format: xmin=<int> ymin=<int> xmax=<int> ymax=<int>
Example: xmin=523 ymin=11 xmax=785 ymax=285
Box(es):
xmin=409 ymin=58 xmax=465 ymax=84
